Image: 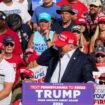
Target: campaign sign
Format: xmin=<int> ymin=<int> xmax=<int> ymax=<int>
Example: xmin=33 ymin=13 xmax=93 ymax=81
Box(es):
xmin=94 ymin=85 xmax=105 ymax=105
xmin=22 ymin=82 xmax=94 ymax=105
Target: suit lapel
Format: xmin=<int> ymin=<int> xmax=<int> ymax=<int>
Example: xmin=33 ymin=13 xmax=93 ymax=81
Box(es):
xmin=61 ymin=48 xmax=80 ymax=82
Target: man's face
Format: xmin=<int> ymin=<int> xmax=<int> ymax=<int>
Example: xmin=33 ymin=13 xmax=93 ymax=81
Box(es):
xmin=4 ymin=42 xmax=14 ymax=54
xmin=99 ymin=22 xmax=105 ymax=31
xmin=89 ymin=4 xmax=99 ymax=15
xmin=61 ymin=11 xmax=72 ymax=24
xmin=43 ymin=0 xmax=52 ymax=4
xmin=96 ymin=54 xmax=105 ymax=63
xmin=61 ymin=44 xmax=74 ymax=54
xmin=39 ymin=20 xmax=50 ymax=31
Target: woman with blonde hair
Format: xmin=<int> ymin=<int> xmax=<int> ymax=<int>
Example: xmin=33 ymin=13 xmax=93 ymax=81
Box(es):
xmin=28 ymin=12 xmax=58 ymax=55
xmin=89 ymin=16 xmax=105 ymax=53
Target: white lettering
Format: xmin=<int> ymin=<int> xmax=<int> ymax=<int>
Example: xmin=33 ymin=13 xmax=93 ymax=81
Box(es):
xmin=73 ymin=90 xmax=81 ymax=98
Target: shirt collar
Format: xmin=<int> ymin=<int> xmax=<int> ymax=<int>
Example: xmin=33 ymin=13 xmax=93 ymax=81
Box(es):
xmin=62 ymin=48 xmax=76 ymax=59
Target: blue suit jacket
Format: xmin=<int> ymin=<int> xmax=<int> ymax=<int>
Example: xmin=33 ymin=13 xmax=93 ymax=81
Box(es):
xmin=37 ymin=46 xmax=94 ymax=83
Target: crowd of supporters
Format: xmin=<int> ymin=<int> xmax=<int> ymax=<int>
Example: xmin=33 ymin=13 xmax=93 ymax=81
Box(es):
xmin=0 ymin=0 xmax=105 ymax=105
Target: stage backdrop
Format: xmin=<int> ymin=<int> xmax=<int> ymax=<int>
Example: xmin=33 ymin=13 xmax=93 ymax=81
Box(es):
xmin=22 ymin=82 xmax=94 ymax=105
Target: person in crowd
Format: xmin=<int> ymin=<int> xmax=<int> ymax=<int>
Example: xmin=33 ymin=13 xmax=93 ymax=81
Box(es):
xmin=0 ymin=11 xmax=22 ymax=55
xmin=83 ymin=0 xmax=103 ymax=38
xmin=23 ymin=48 xmax=47 ymax=82
xmin=37 ymin=31 xmax=94 ymax=83
xmin=0 ymin=42 xmax=15 ymax=105
xmin=3 ymin=35 xmax=26 ymax=87
xmin=98 ymin=16 xmax=105 ymax=42
xmin=89 ymin=16 xmax=105 ymax=53
xmin=57 ymin=0 xmax=88 ymax=20
xmin=94 ymin=38 xmax=104 ymax=48
xmin=3 ymin=35 xmax=25 ymax=71
xmin=11 ymin=68 xmax=34 ymax=105
xmin=71 ymin=25 xmax=88 ymax=53
xmin=93 ymin=46 xmax=105 ymax=84
xmin=32 ymin=0 xmax=60 ymax=31
xmin=71 ymin=25 xmax=81 ymax=45
xmin=51 ymin=4 xmax=76 ymax=34
xmin=100 ymin=0 xmax=105 ymax=14
xmin=76 ymin=17 xmax=90 ymax=41
xmin=95 ymin=46 xmax=105 ymax=64
xmin=28 ymin=12 xmax=58 ymax=55
xmin=13 ymin=0 xmax=28 ymax=10
xmin=99 ymin=73 xmax=105 ymax=85
xmin=6 ymin=14 xmax=32 ymax=52
xmin=0 ymin=0 xmax=31 ymax=24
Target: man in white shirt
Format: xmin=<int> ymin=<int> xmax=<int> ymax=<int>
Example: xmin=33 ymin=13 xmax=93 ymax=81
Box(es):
xmin=0 ymin=42 xmax=15 ymax=105
xmin=0 ymin=0 xmax=31 ymax=24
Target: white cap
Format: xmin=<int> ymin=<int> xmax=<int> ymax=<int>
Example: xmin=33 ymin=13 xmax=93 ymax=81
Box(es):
xmin=88 ymin=0 xmax=102 ymax=6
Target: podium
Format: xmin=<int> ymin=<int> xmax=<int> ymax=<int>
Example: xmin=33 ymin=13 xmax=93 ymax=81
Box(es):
xmin=22 ymin=82 xmax=94 ymax=105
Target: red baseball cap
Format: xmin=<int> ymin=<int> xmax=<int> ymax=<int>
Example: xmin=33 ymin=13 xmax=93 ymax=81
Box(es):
xmin=54 ymin=31 xmax=77 ymax=47
xmin=20 ymin=68 xmax=34 ymax=77
xmin=0 ymin=42 xmax=4 ymax=49
xmin=99 ymin=73 xmax=105 ymax=80
xmin=24 ymin=48 xmax=34 ymax=54
xmin=98 ymin=16 xmax=105 ymax=23
xmin=76 ymin=18 xmax=87 ymax=25
xmin=24 ymin=48 xmax=39 ymax=61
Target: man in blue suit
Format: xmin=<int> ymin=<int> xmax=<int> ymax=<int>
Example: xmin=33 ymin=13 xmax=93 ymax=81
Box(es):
xmin=37 ymin=31 xmax=94 ymax=83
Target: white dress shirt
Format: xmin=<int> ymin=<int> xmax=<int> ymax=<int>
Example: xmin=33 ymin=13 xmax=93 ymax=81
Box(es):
xmin=50 ymin=49 xmax=76 ymax=83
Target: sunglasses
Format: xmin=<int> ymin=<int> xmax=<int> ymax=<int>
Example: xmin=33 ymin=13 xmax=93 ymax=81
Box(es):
xmin=0 ymin=49 xmax=3 ymax=54
xmin=4 ymin=42 xmax=14 ymax=47
xmin=21 ymin=74 xmax=33 ymax=80
xmin=90 ymin=4 xmax=98 ymax=8
xmin=99 ymin=80 xmax=105 ymax=84
xmin=96 ymin=54 xmax=105 ymax=58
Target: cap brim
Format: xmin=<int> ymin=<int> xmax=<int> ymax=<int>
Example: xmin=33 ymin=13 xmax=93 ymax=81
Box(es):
xmin=4 ymin=41 xmax=14 ymax=44
xmin=95 ymin=52 xmax=105 ymax=55
xmin=54 ymin=40 xmax=67 ymax=47
xmin=89 ymin=3 xmax=99 ymax=7
xmin=56 ymin=10 xmax=75 ymax=15
xmin=39 ymin=19 xmax=49 ymax=22
xmin=77 ymin=22 xmax=87 ymax=25
xmin=98 ymin=20 xmax=105 ymax=23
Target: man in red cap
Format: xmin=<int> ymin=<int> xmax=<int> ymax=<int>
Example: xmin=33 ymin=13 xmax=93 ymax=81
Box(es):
xmin=37 ymin=31 xmax=94 ymax=83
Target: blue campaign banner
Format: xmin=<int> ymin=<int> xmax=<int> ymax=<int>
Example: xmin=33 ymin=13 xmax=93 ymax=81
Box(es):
xmin=32 ymin=0 xmax=61 ymax=10
xmin=22 ymin=82 xmax=94 ymax=105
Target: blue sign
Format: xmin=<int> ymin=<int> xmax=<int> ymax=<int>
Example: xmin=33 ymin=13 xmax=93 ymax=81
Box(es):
xmin=22 ymin=82 xmax=94 ymax=105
